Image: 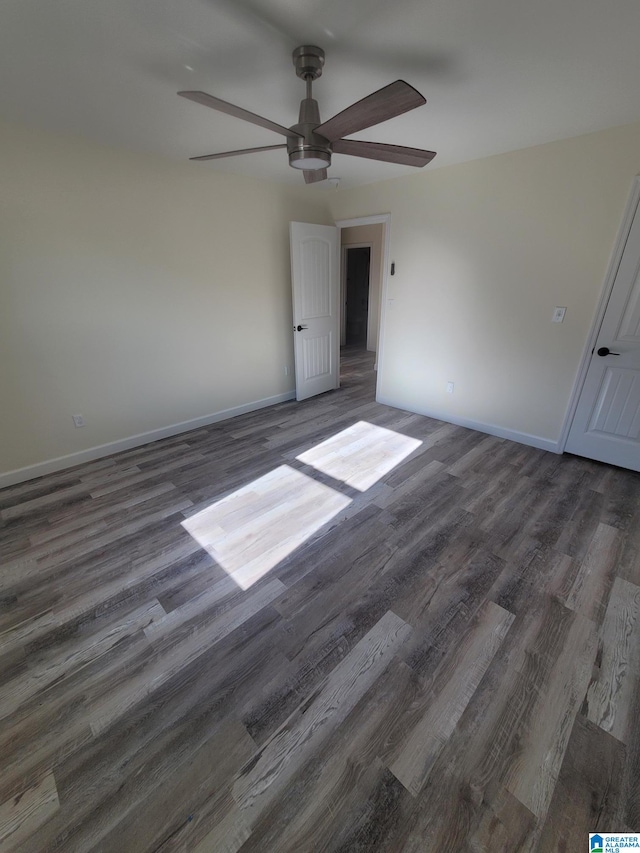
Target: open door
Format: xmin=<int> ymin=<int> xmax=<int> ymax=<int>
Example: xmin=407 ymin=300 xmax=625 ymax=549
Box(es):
xmin=565 ymin=188 xmax=640 ymax=471
xmin=290 ymin=222 xmax=340 ymax=401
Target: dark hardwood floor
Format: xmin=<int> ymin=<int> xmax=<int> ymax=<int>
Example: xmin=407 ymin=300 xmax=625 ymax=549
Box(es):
xmin=1 ymin=347 xmax=639 ymax=851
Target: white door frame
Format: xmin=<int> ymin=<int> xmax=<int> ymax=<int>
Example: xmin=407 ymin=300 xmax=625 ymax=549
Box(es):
xmin=558 ymin=176 xmax=640 ymax=452
xmin=341 ymin=242 xmax=373 ymax=347
xmin=335 ymin=214 xmax=391 ymax=395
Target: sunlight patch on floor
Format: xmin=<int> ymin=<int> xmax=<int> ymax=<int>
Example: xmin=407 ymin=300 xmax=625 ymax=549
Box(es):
xmin=296 ymin=421 xmax=422 ymax=491
xmin=181 ymin=465 xmax=351 ymax=590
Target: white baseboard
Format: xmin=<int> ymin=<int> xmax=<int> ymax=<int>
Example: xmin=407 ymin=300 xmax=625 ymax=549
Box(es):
xmin=376 ymin=395 xmax=562 ymax=454
xmin=0 ymin=391 xmax=296 ymax=489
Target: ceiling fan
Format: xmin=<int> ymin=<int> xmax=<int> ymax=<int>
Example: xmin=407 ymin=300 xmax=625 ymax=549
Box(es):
xmin=178 ymin=45 xmax=436 ymax=184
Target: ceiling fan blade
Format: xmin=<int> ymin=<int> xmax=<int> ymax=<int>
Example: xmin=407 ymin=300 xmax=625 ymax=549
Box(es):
xmin=304 ymin=168 xmax=328 ymax=184
xmin=178 ymin=91 xmax=302 ymax=139
xmin=190 ymin=144 xmax=287 ymax=162
xmin=332 ymin=139 xmax=436 ymax=167
xmin=314 ymin=81 xmax=425 ymax=142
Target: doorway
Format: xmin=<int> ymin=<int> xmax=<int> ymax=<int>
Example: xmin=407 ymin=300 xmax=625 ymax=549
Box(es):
xmin=344 ymin=246 xmax=371 ymax=347
xmin=339 ymin=222 xmax=385 ymax=355
xmin=336 ymin=214 xmax=390 ymax=400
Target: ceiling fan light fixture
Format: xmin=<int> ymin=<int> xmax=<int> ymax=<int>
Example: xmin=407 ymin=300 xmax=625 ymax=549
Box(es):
xmin=288 ymin=149 xmax=331 ymax=170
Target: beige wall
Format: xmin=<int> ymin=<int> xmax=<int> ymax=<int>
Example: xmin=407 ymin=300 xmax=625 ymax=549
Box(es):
xmin=0 ymin=120 xmax=331 ymax=481
xmin=341 ymin=224 xmax=384 ymax=352
xmin=5 ymin=117 xmax=640 ymax=483
xmin=329 ymin=123 xmax=640 ymax=447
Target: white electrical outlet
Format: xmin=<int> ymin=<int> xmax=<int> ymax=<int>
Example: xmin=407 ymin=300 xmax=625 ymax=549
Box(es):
xmin=552 ymin=306 xmax=567 ymax=323
xmin=72 ymin=414 xmax=85 ymax=428
xmin=446 ymin=382 xmax=455 ymax=394
xmin=284 ymin=366 xmax=289 ymax=376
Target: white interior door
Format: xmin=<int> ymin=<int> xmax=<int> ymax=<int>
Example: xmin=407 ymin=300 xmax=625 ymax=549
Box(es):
xmin=565 ymin=192 xmax=640 ymax=471
xmin=290 ymin=222 xmax=340 ymax=401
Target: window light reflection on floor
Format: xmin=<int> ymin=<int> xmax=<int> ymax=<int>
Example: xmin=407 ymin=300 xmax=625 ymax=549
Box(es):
xmin=296 ymin=420 xmax=422 ymax=491
xmin=181 ymin=464 xmax=351 ymax=590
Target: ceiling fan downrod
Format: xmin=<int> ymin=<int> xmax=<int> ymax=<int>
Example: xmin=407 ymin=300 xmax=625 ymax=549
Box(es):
xmin=287 ymin=46 xmax=332 ymax=172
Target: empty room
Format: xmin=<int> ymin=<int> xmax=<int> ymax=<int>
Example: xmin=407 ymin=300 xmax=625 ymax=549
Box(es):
xmin=1 ymin=0 xmax=640 ymax=850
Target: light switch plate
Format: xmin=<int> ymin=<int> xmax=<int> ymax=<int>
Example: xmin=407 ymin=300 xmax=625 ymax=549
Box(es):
xmin=552 ymin=306 xmax=567 ymax=323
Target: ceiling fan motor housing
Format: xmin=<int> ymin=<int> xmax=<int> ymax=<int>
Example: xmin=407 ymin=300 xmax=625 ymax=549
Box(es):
xmin=292 ymin=45 xmax=325 ymax=81
xmin=287 ymin=96 xmax=332 ymax=171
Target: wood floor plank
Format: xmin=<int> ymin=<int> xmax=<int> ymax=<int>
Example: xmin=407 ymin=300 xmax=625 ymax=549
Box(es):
xmin=0 ymin=633 xmax=152 ymax=805
xmin=389 ymin=600 xmax=514 ymax=796
xmin=554 ymin=486 xmax=606 ymax=560
xmin=50 ymin=535 xmax=204 ymax=624
xmin=0 ymin=771 xmax=59 ymax=852
xmin=468 ymin=787 xmax=536 ymax=853
xmin=490 ymin=539 xmax=575 ymax=616
xmin=240 ymin=627 xmax=351 ymax=746
xmin=562 ymin=522 xmax=622 ymax=623
xmin=585 ymin=576 xmax=640 ymax=743
xmin=273 ymin=502 xmax=393 ymax=590
xmin=0 ymin=599 xmax=165 ymax=723
xmin=446 ymin=434 xmax=505 ymax=478
xmin=596 ymin=467 xmax=640 ymax=529
xmin=88 ymin=578 xmax=286 ymax=736
xmin=19 ymin=499 xmax=193 ymax=574
xmin=374 ymin=457 xmax=446 ymax=506
xmin=33 ymin=618 xmax=285 ymax=851
xmin=617 ymin=502 xmax=640 ymax=586
xmin=240 ymin=661 xmax=418 ymax=853
xmin=30 ymin=482 xmax=178 ymax=545
xmin=0 ymin=459 xmax=112 ymax=508
xmin=232 ymin=609 xmax=412 ymax=827
xmin=461 ymin=598 xmax=589 ymax=816
xmin=397 ymin=594 xmax=584 ymax=841
xmin=1 ymin=483 xmax=92 ymax=521
xmin=143 ymin=575 xmax=239 ymax=645
xmin=85 ymin=719 xmax=255 ymax=853
xmin=535 ymin=716 xmax=626 ymax=852
xmin=504 ymin=609 xmax=597 ymax=818
xmin=620 ymin=669 xmax=640 ymax=829
xmin=0 ymin=607 xmax=57 ymax=661
xmin=87 ymin=452 xmax=207 ymax=499
xmin=273 ymin=512 xmax=399 ymax=657
xmin=394 ymin=513 xmax=499 ymax=678
xmin=373 ymin=604 xmax=578 ymax=850
xmin=190 ymin=801 xmax=251 ymax=853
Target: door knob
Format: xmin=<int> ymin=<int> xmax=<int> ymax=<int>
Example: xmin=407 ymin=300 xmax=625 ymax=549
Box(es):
xmin=296 ymin=324 xmax=308 ymax=331
xmin=597 ymin=346 xmax=621 ymax=356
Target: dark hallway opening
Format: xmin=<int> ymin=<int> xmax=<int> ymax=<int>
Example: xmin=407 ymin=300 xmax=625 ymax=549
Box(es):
xmin=344 ymin=247 xmax=371 ymax=347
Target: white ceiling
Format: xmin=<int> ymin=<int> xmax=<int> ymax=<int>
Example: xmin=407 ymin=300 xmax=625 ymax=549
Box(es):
xmin=2 ymin=0 xmax=640 ymax=189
